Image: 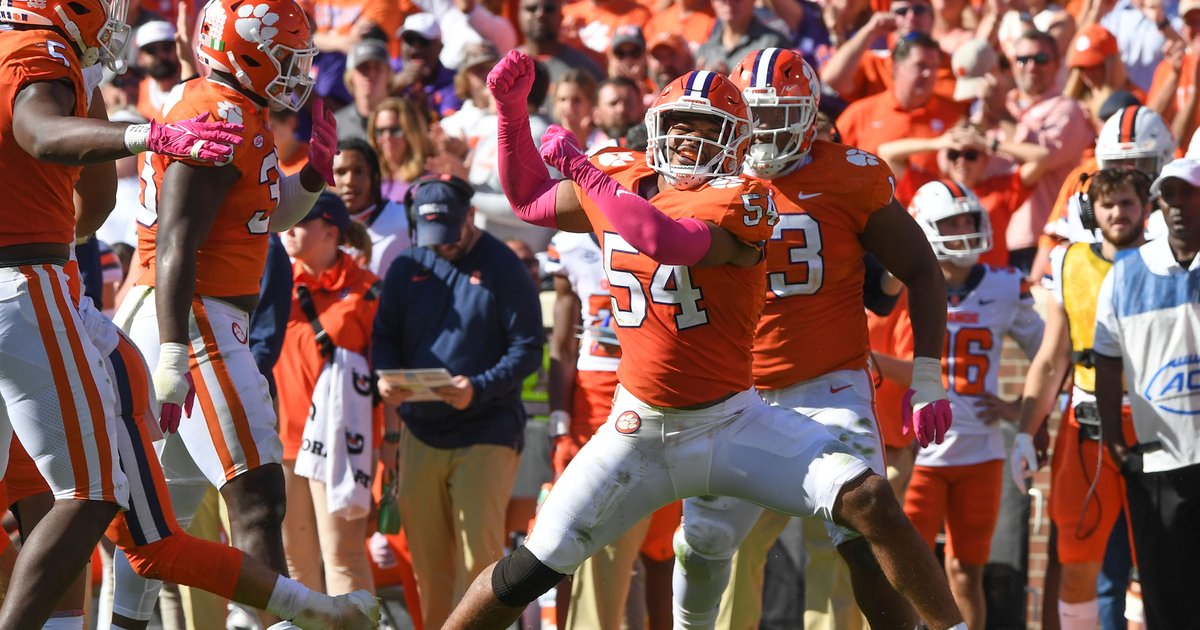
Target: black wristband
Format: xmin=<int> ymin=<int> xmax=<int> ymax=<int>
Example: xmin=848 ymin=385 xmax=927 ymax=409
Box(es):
xmin=1159 ymin=17 xmax=1172 ymax=29
xmin=383 ymin=431 xmax=402 ymax=444
xmin=990 ymin=138 xmax=1000 ymax=153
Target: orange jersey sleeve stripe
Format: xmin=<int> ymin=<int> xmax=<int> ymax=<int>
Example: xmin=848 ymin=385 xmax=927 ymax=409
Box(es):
xmin=190 ymin=299 xmax=262 ymax=480
xmin=23 ymin=265 xmax=108 ymax=501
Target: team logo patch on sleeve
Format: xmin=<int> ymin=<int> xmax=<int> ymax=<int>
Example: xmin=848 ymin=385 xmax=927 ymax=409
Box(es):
xmin=615 ymin=411 xmax=642 ymax=434
xmin=845 ymin=149 xmax=879 ymax=167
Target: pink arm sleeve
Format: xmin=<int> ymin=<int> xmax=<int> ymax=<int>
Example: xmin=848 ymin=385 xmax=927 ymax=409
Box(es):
xmin=496 ymin=110 xmax=559 ymax=228
xmin=572 ymin=163 xmax=712 ymax=266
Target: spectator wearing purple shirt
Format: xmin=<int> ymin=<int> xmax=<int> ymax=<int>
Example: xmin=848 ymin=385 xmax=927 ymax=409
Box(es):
xmin=392 ymin=13 xmax=464 ymax=120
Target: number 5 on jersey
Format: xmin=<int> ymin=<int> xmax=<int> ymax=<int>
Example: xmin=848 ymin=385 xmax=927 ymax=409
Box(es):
xmin=603 ymin=233 xmax=708 ymax=331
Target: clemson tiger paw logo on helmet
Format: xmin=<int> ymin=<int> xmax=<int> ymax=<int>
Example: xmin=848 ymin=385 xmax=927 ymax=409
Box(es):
xmin=845 ymin=149 xmax=879 ymax=167
xmin=234 ymin=3 xmax=279 ymax=42
xmin=217 ymin=101 xmax=243 ymax=125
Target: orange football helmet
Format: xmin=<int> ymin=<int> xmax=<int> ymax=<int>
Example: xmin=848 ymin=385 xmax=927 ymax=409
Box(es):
xmin=0 ymin=0 xmax=131 ymax=70
xmin=730 ymin=48 xmax=820 ymax=177
xmin=645 ymin=70 xmax=752 ymax=190
xmin=195 ymin=0 xmax=316 ymax=111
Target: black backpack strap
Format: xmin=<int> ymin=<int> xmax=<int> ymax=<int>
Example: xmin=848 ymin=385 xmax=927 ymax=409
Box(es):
xmin=295 ymin=284 xmax=334 ymax=361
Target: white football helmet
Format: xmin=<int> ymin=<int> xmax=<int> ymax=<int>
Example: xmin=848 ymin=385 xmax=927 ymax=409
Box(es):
xmin=909 ymin=179 xmax=992 ymax=267
xmin=1095 ymin=105 xmax=1175 ymax=177
xmin=645 ymin=70 xmax=752 ymax=190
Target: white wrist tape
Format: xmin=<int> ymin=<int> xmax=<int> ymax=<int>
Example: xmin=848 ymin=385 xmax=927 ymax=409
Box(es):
xmin=124 ymin=123 xmax=151 ymax=154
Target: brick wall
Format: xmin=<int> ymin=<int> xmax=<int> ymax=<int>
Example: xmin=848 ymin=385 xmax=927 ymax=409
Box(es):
xmin=997 ymin=287 xmax=1057 ymax=630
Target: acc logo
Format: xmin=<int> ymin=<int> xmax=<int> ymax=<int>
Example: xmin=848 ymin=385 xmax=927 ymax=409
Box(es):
xmin=232 ymin=321 xmax=248 ymax=344
xmin=597 ymin=151 xmax=635 ymax=167
xmin=253 ymin=134 xmax=264 ymax=148
xmin=708 ymin=176 xmax=744 ymax=189
xmin=1143 ymin=355 xmax=1200 ymax=416
xmin=615 ymin=411 xmax=641 ymax=434
xmin=845 ymin=149 xmax=879 ymax=167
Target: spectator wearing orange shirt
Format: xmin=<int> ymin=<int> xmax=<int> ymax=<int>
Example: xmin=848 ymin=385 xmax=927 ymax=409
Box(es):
xmin=1065 ymin=24 xmax=1148 ymax=122
xmin=276 ymin=192 xmax=388 ymax=597
xmin=821 ymin=0 xmax=959 ymax=103
xmin=837 ymin=33 xmax=962 ymax=178
xmin=132 ymin=21 xmax=181 ymax=122
xmin=642 ymin=0 xmax=716 ymax=53
xmin=1148 ymin=0 xmax=1200 ymax=153
xmin=694 ymin=0 xmax=790 ymax=74
xmin=880 ymin=124 xmax=1052 ymax=268
xmin=1005 ymin=29 xmax=1098 ymax=274
xmin=560 ymin=0 xmax=651 ymax=67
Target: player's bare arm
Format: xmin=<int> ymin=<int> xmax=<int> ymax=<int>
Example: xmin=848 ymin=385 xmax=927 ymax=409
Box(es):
xmin=861 ymin=200 xmax=948 ymax=360
xmin=1016 ymin=298 xmax=1071 ymax=437
xmin=73 ymin=86 xmax=116 ymax=239
xmin=12 ymin=78 xmax=242 ymax=165
xmin=548 ymin=275 xmax=582 ymax=417
xmin=154 ymin=161 xmax=243 ymax=345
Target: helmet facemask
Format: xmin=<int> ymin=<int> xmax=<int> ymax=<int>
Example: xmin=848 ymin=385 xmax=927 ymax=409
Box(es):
xmin=743 ymin=89 xmax=816 ymax=178
xmin=261 ymin=40 xmax=316 ymax=111
xmin=646 ymin=103 xmax=750 ymax=190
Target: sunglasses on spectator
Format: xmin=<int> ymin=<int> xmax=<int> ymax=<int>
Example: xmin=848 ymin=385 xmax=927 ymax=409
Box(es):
xmin=522 ymin=2 xmax=558 ymax=11
xmin=374 ymin=127 xmax=403 ymax=138
xmin=613 ymin=47 xmax=643 ymax=59
xmin=1015 ymin=52 xmax=1052 ymax=66
xmin=892 ymin=5 xmax=932 ymax=16
xmin=947 ymin=149 xmax=980 ymax=162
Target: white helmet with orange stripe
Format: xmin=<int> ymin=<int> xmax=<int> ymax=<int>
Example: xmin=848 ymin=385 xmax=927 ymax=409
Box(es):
xmin=1095 ymin=105 xmax=1175 ymax=177
xmin=909 ymin=179 xmax=992 ymax=267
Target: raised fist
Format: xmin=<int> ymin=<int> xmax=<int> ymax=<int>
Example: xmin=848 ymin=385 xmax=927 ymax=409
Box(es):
xmin=539 ymin=124 xmax=588 ymax=177
xmin=487 ymin=50 xmax=535 ymax=113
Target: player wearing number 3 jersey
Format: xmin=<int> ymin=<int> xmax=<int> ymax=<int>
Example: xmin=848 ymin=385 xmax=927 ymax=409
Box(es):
xmin=671 ymin=48 xmax=955 ymax=630
xmin=902 ymin=179 xmax=1045 ymax=629
xmin=114 ymin=0 xmax=342 ymax=621
xmin=442 ymin=50 xmax=966 ymax=630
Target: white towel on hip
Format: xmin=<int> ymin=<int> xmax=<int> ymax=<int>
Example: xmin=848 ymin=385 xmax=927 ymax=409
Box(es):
xmin=294 ymin=347 xmax=375 ymax=520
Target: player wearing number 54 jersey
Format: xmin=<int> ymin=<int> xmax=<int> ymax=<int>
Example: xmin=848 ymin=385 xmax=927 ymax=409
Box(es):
xmin=903 ymin=179 xmax=1044 ymax=629
xmin=672 ymin=48 xmax=955 ymax=630
xmin=442 ymin=50 xmax=965 ymax=630
xmin=114 ymin=0 xmax=341 ymax=618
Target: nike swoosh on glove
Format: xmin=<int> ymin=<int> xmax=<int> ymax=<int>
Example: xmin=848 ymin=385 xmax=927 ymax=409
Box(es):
xmin=902 ymin=356 xmax=953 ymax=448
xmin=153 ymin=342 xmax=196 ymax=434
xmin=145 ymin=113 xmax=244 ymax=164
xmin=308 ymin=98 xmax=338 ymax=186
xmin=539 ymin=124 xmax=589 ymax=178
xmin=1009 ymin=432 xmax=1039 ymax=493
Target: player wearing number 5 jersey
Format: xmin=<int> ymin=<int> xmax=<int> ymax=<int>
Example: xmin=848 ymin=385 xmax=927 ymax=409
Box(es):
xmin=0 ymin=0 xmax=242 ymax=621
xmin=671 ymin=48 xmax=954 ymax=630
xmin=903 ymin=179 xmax=1045 ymax=630
xmin=114 ymin=0 xmax=337 ymax=620
xmin=443 ymin=50 xmax=965 ymax=630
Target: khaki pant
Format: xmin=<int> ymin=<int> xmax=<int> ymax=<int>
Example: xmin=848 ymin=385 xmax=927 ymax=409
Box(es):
xmin=282 ymin=461 xmax=375 ymax=595
xmin=399 ymin=429 xmax=520 ymax=628
xmin=717 ymin=509 xmax=791 ymax=629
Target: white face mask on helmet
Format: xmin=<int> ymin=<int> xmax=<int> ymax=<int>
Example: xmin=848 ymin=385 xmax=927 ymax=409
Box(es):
xmin=645 ymin=70 xmax=751 ymax=190
xmin=909 ymin=179 xmax=993 ymax=267
xmin=1095 ymin=105 xmax=1176 ymax=178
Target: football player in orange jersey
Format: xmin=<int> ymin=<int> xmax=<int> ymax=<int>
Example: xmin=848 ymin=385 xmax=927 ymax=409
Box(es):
xmin=439 ymin=50 xmax=964 ymax=630
xmin=665 ymin=47 xmax=955 ymax=630
xmin=111 ymin=0 xmax=343 ymax=625
xmin=0 ymin=0 xmax=242 ymax=623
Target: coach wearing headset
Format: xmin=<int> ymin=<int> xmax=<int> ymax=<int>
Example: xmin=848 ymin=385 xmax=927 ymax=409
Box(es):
xmin=371 ymin=175 xmax=545 ymax=629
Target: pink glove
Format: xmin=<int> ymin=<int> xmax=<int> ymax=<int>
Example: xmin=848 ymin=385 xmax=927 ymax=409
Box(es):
xmin=901 ymin=355 xmax=954 ymax=447
xmin=539 ymin=124 xmax=589 ymax=177
xmin=486 ymin=50 xmax=536 ymax=116
xmin=308 ymin=98 xmax=338 ymax=187
xmin=901 ymin=390 xmax=952 ymax=448
xmin=159 ymin=373 xmax=196 ymax=434
xmin=144 ymin=113 xmax=244 ymax=164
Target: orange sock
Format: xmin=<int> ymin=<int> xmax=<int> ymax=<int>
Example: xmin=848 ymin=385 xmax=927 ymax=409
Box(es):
xmin=120 ymin=532 xmax=245 ymax=599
